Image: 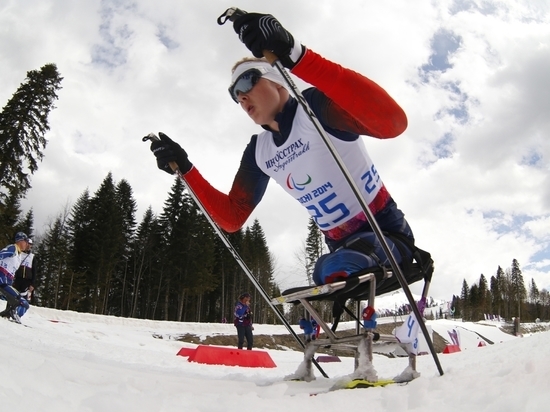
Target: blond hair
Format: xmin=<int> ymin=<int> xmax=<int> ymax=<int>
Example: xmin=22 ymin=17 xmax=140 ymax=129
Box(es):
xmin=231 ymin=57 xmax=269 ymax=73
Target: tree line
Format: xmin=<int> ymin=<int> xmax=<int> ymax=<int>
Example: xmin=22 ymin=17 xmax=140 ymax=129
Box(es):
xmin=450 ymin=259 xmax=550 ymax=322
xmin=27 ymin=173 xmax=281 ymax=323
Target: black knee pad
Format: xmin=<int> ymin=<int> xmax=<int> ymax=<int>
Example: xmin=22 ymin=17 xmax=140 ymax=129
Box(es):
xmin=0 ymin=285 xmax=22 ymax=307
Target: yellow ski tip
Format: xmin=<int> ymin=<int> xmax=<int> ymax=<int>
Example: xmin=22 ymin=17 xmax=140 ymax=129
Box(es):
xmin=344 ymin=379 xmax=396 ymax=389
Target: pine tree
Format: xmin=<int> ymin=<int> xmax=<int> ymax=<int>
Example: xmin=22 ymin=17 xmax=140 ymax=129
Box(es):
xmin=0 ymin=63 xmax=63 ymax=202
xmin=0 ymin=195 xmax=31 ymax=244
xmin=494 ymin=266 xmax=506 ymax=317
xmin=528 ymin=278 xmax=539 ymax=305
xmin=128 ymin=207 xmax=163 ymax=318
xmin=528 ymin=278 xmax=540 ymax=321
xmin=490 ymin=269 xmax=502 ymax=317
xmin=112 ymin=179 xmax=137 ymax=316
xmin=469 ymin=283 xmax=479 ymax=321
xmin=66 ymin=189 xmax=93 ymax=311
xmin=510 ymin=259 xmax=526 ymax=318
xmin=115 ymin=179 xmax=137 ymax=242
xmin=246 ymin=219 xmax=276 ymax=324
xmin=37 ymin=209 xmax=71 ymax=308
xmin=87 ymin=173 xmax=129 ymax=314
xmin=0 ymin=189 xmax=22 ymax=243
xmin=450 ymin=295 xmax=460 ymax=318
xmin=305 ymin=217 xmax=325 ymax=286
xmin=63 ymin=174 xmax=129 ymax=314
xmin=182 ymin=197 xmax=217 ymax=322
xmin=16 ymin=209 xmax=34 ymax=237
xmin=478 ymin=274 xmax=489 ymax=318
xmin=460 ymin=279 xmax=470 ymax=320
xmin=503 ymin=267 xmax=513 ymax=319
xmin=540 ymin=289 xmax=550 ymax=321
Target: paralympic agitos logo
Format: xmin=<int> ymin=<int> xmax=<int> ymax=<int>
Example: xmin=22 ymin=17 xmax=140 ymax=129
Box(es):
xmin=286 ymin=173 xmax=312 ymax=191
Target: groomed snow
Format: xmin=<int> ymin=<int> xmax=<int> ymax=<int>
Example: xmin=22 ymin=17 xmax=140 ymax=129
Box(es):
xmin=1 ymin=302 xmax=548 ymax=411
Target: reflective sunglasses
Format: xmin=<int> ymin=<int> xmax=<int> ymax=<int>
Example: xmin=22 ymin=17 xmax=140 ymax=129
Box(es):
xmin=228 ymin=68 xmax=265 ymax=103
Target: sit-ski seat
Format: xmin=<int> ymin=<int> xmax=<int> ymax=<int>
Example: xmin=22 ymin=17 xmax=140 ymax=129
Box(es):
xmin=271 ymin=247 xmax=434 ymax=383
xmin=277 ymin=261 xmax=427 ymax=305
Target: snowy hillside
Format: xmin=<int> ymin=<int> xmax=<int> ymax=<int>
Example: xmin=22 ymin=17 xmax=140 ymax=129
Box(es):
xmin=1 ymin=301 xmax=548 ymax=412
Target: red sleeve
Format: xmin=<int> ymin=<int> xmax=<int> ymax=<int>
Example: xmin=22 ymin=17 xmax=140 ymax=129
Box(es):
xmin=183 ymin=167 xmax=255 ymax=233
xmin=291 ymin=49 xmax=407 ymax=138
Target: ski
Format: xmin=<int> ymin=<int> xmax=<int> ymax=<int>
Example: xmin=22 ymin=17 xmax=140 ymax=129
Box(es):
xmin=309 ymin=377 xmax=411 ymax=396
xmin=342 ymin=378 xmax=401 ymax=389
xmin=258 ymin=375 xmax=413 ymax=397
xmin=2 ymin=317 xmax=30 ymax=327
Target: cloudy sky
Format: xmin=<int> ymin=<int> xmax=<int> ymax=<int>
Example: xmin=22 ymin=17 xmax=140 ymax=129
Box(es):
xmin=1 ymin=0 xmax=549 ymax=299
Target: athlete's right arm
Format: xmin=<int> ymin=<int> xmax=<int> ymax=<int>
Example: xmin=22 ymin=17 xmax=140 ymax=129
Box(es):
xmin=183 ymin=136 xmax=270 ymax=233
xmin=151 ymin=133 xmax=270 ymax=232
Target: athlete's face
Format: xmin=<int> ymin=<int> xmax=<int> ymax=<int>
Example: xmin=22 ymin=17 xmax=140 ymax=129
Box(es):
xmin=237 ymin=78 xmax=287 ymax=130
xmin=16 ymin=239 xmax=28 ymax=251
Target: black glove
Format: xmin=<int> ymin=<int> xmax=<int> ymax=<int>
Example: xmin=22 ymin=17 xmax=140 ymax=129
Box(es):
xmin=150 ymin=132 xmax=193 ymax=175
xmin=233 ymin=13 xmax=305 ymax=69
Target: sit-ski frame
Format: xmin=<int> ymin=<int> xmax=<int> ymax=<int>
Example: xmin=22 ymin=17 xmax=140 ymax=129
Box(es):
xmin=272 ymin=265 xmax=431 ymax=377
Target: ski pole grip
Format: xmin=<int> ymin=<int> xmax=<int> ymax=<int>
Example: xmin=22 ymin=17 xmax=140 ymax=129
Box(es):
xmin=217 ymin=7 xmax=246 ymax=25
xmin=216 ymin=8 xmax=280 ymax=66
xmin=142 ymin=133 xmax=180 ymax=174
xmin=262 ymin=50 xmax=278 ymax=65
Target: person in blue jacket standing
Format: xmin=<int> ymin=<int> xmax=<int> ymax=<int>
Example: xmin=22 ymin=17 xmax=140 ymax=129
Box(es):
xmin=234 ymin=292 xmax=253 ymax=350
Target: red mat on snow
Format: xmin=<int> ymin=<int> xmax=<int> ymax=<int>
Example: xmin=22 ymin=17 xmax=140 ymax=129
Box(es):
xmin=442 ymin=344 xmax=461 ymax=354
xmin=177 ymin=345 xmax=276 ymax=368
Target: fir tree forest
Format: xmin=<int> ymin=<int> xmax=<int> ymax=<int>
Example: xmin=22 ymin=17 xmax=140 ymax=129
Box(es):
xmin=1 ymin=63 xmax=549 ymax=325
xmin=449 ymin=259 xmax=550 ymax=323
xmin=32 ymin=174 xmax=281 ymax=323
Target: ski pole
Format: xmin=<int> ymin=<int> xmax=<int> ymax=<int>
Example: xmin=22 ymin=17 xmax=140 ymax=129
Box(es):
xmin=142 ymin=133 xmax=329 ymax=378
xmin=218 ymin=7 xmax=444 ymax=376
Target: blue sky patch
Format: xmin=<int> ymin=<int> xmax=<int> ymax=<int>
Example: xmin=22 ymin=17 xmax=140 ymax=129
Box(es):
xmin=157 ymin=25 xmax=179 ymax=50
xmin=420 ymin=29 xmax=461 ymax=78
xmin=520 ymin=150 xmax=544 ymax=167
xmin=91 ymin=1 xmax=134 ymax=69
xmin=482 ymin=211 xmax=533 ymax=235
xmin=433 ymin=132 xmax=455 ymax=159
xmin=449 ymin=0 xmax=499 ymax=16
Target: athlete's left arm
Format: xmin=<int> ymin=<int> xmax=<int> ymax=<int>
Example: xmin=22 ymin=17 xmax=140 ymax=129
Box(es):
xmin=291 ymin=49 xmax=407 ymax=139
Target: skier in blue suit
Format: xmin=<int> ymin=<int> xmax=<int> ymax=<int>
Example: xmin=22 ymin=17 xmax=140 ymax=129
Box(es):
xmin=0 ymin=232 xmax=31 ymax=323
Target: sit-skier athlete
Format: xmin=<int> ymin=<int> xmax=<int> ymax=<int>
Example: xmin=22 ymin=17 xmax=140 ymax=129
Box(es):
xmin=150 ymin=10 xmax=428 ymax=381
xmin=150 ymin=11 xmax=419 ymax=290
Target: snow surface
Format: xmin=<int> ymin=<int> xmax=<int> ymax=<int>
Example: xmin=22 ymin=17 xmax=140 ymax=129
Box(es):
xmin=1 ymin=301 xmax=548 ymax=412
